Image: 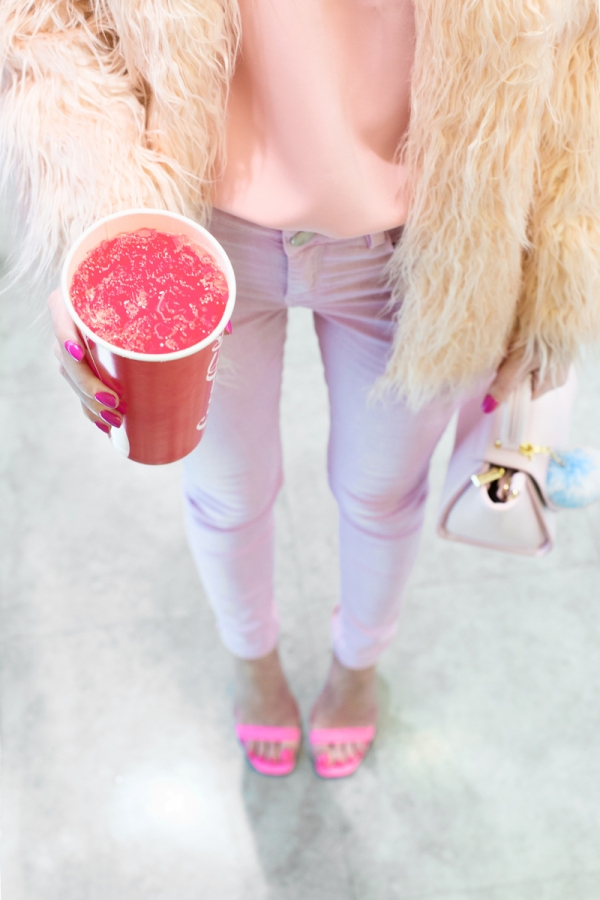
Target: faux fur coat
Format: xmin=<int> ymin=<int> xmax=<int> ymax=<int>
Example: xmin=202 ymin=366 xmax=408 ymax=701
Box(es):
xmin=1 ymin=0 xmax=599 ymax=406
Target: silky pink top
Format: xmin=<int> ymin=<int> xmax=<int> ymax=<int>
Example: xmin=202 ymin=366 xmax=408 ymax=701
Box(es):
xmin=213 ymin=0 xmax=415 ymax=238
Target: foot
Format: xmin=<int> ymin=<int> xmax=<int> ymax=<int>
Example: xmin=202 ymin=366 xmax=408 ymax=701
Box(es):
xmin=234 ymin=648 xmax=301 ymax=765
xmin=309 ymin=654 xmax=378 ymax=770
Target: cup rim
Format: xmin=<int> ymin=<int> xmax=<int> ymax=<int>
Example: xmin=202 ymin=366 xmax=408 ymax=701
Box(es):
xmin=60 ymin=208 xmax=236 ymax=362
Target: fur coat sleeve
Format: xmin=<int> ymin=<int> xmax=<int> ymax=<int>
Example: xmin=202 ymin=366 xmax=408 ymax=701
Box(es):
xmin=0 ymin=0 xmax=238 ymax=280
xmin=513 ymin=4 xmax=600 ymax=382
xmin=383 ymin=0 xmax=600 ymax=406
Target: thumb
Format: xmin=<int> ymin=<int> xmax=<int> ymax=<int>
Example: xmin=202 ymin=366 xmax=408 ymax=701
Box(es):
xmin=48 ymin=287 xmax=85 ymax=356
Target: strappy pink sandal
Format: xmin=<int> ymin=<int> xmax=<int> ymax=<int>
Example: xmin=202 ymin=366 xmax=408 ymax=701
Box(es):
xmin=235 ymin=723 xmax=301 ymax=777
xmin=309 ymin=726 xmax=376 ymax=779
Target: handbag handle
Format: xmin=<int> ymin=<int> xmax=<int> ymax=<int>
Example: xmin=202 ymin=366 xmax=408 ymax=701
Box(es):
xmin=499 ymin=375 xmax=532 ymax=449
xmin=497 ymin=375 xmax=565 ymax=465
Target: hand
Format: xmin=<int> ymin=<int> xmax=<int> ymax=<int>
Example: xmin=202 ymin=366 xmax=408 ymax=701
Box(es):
xmin=482 ymin=344 xmax=570 ymax=414
xmin=48 ymin=287 xmax=123 ymax=434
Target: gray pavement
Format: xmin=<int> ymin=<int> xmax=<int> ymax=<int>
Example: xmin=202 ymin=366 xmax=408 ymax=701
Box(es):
xmin=2 ymin=187 xmax=600 ymax=900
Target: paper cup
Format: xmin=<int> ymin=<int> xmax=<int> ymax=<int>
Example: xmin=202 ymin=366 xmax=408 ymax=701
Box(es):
xmin=61 ymin=209 xmax=236 ymax=465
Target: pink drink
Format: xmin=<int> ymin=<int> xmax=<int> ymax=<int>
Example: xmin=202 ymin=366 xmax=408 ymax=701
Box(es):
xmin=62 ymin=210 xmax=236 ymax=465
xmin=70 ymin=229 xmax=228 ymax=354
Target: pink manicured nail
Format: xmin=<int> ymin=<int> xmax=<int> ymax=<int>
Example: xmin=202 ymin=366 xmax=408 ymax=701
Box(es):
xmin=64 ymin=340 xmax=85 ymax=362
xmin=95 ymin=421 xmax=110 ymax=434
xmin=100 ymin=410 xmax=122 ymax=428
xmin=225 ymin=320 xmax=233 ymax=335
xmin=481 ymin=394 xmax=498 ymax=414
xmin=95 ymin=391 xmax=119 ymax=409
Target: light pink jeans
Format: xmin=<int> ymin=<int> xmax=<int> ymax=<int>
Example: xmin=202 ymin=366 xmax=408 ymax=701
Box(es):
xmin=183 ymin=209 xmax=458 ymax=669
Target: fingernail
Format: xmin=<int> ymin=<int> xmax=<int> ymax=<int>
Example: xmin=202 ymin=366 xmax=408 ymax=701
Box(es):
xmin=225 ymin=320 xmax=233 ymax=335
xmin=482 ymin=394 xmax=499 ymax=414
xmin=95 ymin=421 xmax=110 ymax=434
xmin=95 ymin=391 xmax=119 ymax=409
xmin=65 ymin=340 xmax=85 ymax=362
xmin=100 ymin=410 xmax=122 ymax=428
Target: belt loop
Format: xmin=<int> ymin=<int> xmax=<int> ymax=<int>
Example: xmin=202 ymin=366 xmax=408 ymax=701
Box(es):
xmin=366 ymin=232 xmax=386 ymax=249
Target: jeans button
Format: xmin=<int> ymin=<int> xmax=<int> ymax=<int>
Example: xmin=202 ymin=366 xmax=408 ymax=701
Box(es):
xmin=289 ymin=231 xmax=315 ymax=247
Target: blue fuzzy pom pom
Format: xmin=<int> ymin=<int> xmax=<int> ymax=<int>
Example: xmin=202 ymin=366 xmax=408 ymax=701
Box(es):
xmin=546 ymin=447 xmax=600 ymax=509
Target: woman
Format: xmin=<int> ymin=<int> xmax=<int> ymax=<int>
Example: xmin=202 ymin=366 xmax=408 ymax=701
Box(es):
xmin=2 ymin=0 xmax=599 ymax=778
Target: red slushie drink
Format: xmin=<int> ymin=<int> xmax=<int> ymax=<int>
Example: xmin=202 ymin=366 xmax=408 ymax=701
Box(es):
xmin=70 ymin=229 xmax=228 ymax=354
xmin=62 ymin=209 xmax=236 ymax=465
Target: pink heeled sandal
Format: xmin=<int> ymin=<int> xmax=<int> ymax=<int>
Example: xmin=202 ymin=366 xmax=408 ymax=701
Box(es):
xmin=309 ymin=725 xmax=376 ymax=779
xmin=235 ymin=723 xmax=302 ymax=776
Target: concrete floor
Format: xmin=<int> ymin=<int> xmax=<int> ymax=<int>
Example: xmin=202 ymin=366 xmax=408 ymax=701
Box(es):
xmin=2 ymin=187 xmax=600 ymax=900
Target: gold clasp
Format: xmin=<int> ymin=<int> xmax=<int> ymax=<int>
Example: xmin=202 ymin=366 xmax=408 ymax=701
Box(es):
xmin=471 ymin=466 xmax=506 ymax=488
xmin=519 ymin=443 xmax=565 ymax=466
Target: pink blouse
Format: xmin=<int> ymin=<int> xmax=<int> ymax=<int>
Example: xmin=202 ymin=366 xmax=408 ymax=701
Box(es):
xmin=213 ymin=0 xmax=415 ymax=238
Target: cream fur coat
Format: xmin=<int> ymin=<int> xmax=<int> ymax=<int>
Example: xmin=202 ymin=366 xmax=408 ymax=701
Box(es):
xmin=1 ymin=0 xmax=599 ymax=406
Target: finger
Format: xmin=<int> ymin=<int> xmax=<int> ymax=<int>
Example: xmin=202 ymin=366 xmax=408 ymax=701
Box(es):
xmin=55 ymin=332 xmax=120 ymax=410
xmin=48 ymin=287 xmax=120 ymax=408
xmin=48 ymin=286 xmax=86 ymax=365
xmin=61 ymin=368 xmax=123 ymax=428
xmin=484 ymin=348 xmax=531 ymax=411
xmin=81 ymin=400 xmax=111 ymax=435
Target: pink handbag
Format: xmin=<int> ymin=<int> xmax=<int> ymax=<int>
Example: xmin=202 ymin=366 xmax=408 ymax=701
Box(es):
xmin=437 ymin=368 xmax=577 ymax=556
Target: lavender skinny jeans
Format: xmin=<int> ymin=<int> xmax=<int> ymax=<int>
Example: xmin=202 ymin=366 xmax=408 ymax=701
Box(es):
xmin=182 ymin=209 xmax=457 ymax=669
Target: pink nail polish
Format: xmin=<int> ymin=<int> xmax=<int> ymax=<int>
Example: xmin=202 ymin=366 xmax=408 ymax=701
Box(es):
xmin=95 ymin=391 xmax=118 ymax=409
xmin=225 ymin=320 xmax=233 ymax=335
xmin=481 ymin=394 xmax=498 ymax=414
xmin=65 ymin=340 xmax=85 ymax=362
xmin=95 ymin=421 xmax=110 ymax=434
xmin=100 ymin=410 xmax=122 ymax=428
